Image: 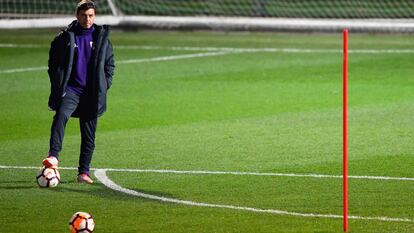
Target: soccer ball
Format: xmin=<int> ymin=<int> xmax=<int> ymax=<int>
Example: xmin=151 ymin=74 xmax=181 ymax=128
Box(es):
xmin=69 ymin=212 xmax=95 ymax=233
xmin=36 ymin=167 xmax=60 ymax=188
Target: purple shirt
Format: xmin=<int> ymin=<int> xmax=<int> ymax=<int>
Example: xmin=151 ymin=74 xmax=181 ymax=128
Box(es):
xmin=66 ymin=23 xmax=95 ymax=96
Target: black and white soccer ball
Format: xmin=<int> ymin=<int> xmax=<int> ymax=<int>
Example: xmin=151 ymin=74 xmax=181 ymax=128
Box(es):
xmin=69 ymin=212 xmax=95 ymax=233
xmin=36 ymin=167 xmax=60 ymax=188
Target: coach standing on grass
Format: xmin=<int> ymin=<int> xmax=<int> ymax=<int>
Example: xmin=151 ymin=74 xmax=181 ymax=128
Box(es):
xmin=41 ymin=0 xmax=115 ymax=184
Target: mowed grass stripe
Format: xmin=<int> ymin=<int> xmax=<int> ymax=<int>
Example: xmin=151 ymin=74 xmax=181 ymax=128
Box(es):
xmin=1 ymin=102 xmax=413 ymax=177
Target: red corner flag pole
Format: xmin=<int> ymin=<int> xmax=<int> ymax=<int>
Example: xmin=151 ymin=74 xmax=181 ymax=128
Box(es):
xmin=343 ymin=28 xmax=349 ymax=232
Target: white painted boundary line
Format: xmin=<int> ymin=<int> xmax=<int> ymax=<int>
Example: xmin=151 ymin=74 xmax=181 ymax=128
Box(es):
xmin=117 ymin=51 xmax=231 ymax=64
xmin=115 ymin=45 xmax=414 ymax=54
xmin=0 ymin=66 xmax=48 ymax=74
xmin=0 ymin=51 xmax=231 ymax=74
xmin=94 ymin=169 xmax=413 ymax=223
xmin=102 ymin=168 xmax=414 ymax=182
xmin=1 ymin=165 xmax=413 ymax=181
xmin=0 ymin=43 xmax=44 ymax=48
xmin=1 ymin=165 xmax=413 ymax=222
xmin=2 ymin=45 xmax=414 ymax=74
xmin=2 ymin=43 xmax=414 ymax=54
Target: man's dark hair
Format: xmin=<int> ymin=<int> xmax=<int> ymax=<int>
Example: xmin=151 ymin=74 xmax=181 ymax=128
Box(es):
xmin=76 ymin=0 xmax=96 ymax=15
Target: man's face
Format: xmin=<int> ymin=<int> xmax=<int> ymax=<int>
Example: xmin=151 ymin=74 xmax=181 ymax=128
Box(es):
xmin=76 ymin=8 xmax=95 ymax=29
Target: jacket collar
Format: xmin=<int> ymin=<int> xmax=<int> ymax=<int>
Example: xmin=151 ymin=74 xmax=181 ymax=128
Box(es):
xmin=65 ymin=20 xmax=108 ymax=35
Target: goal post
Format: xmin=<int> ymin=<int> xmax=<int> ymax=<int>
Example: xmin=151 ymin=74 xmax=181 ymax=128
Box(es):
xmin=0 ymin=0 xmax=413 ymax=32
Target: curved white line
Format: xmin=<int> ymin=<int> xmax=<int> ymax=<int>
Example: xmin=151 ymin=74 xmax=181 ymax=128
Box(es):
xmin=94 ymin=169 xmax=413 ymax=223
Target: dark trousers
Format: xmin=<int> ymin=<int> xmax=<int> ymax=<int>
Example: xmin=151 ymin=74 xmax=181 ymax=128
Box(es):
xmin=49 ymin=91 xmax=98 ymax=175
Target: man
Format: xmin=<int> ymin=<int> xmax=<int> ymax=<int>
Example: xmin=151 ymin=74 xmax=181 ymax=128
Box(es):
xmin=42 ymin=0 xmax=115 ymax=184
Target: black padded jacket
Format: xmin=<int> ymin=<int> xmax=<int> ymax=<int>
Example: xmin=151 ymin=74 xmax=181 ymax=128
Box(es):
xmin=47 ymin=20 xmax=115 ymax=118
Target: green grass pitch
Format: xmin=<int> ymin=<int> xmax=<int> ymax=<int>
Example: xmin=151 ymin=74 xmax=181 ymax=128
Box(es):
xmin=0 ymin=29 xmax=413 ymax=232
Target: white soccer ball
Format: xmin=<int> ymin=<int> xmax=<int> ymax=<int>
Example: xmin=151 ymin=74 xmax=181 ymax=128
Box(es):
xmin=69 ymin=212 xmax=95 ymax=233
xmin=36 ymin=167 xmax=60 ymax=188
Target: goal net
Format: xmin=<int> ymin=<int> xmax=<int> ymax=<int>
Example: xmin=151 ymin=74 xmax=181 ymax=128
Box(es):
xmin=1 ymin=0 xmax=414 ymax=32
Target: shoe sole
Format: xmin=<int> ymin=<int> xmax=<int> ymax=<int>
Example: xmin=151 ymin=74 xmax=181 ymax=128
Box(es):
xmin=77 ymin=177 xmax=94 ymax=184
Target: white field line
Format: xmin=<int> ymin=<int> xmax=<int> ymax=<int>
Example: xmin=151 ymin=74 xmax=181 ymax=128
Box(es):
xmin=115 ymin=45 xmax=414 ymax=54
xmin=1 ymin=165 xmax=413 ymax=222
xmin=94 ymin=169 xmax=413 ymax=223
xmin=2 ymin=43 xmax=414 ymax=54
xmin=0 ymin=66 xmax=48 ymax=74
xmin=1 ymin=165 xmax=413 ymax=181
xmin=116 ymin=51 xmax=231 ymax=64
xmin=2 ymin=45 xmax=414 ymax=74
xmin=0 ymin=43 xmax=44 ymax=48
xmin=0 ymin=51 xmax=230 ymax=74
